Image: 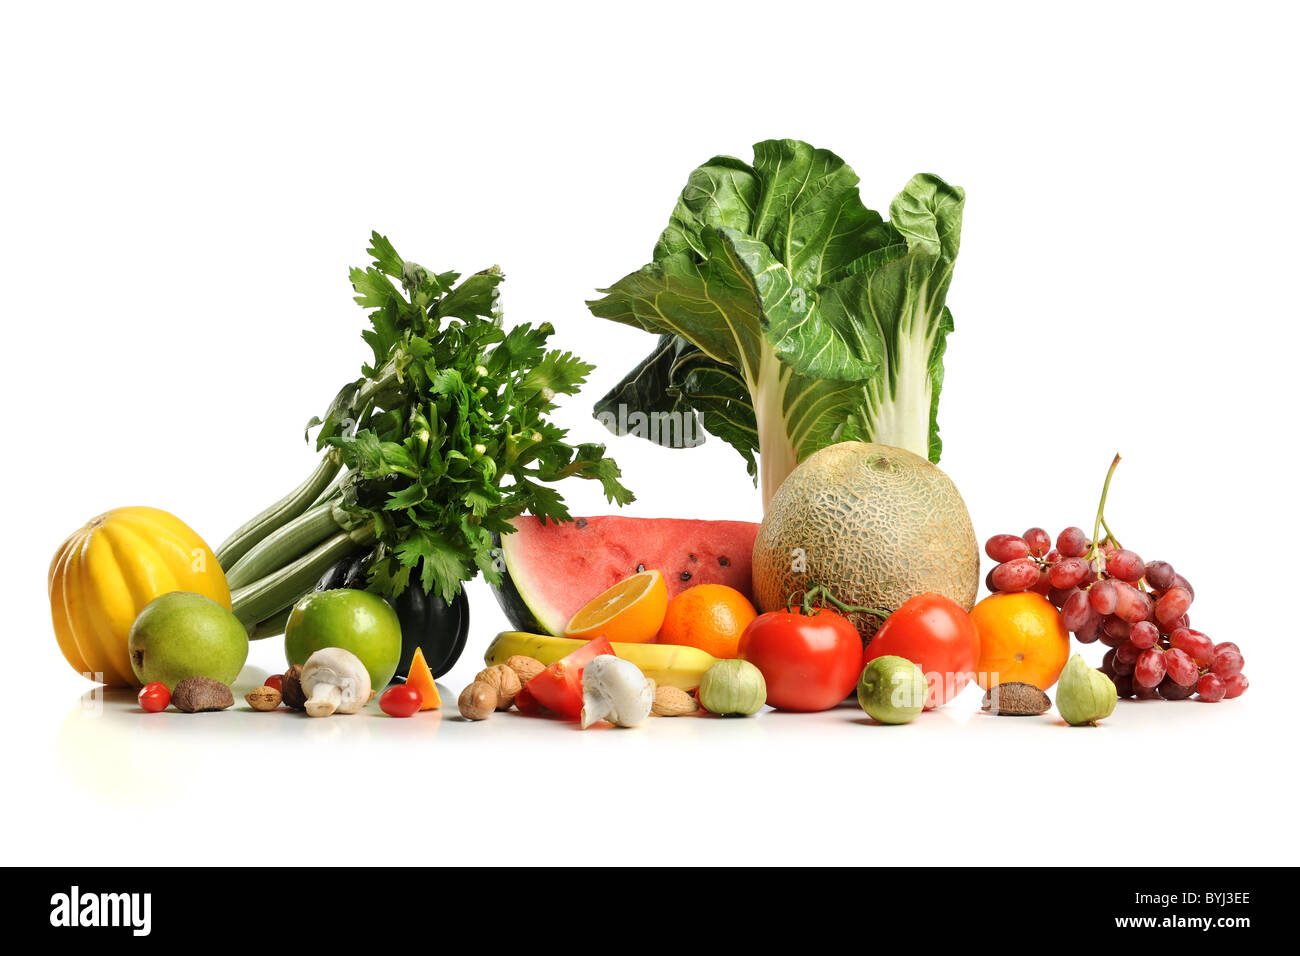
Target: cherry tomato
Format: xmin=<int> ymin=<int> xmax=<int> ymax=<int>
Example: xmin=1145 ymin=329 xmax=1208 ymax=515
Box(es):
xmin=138 ymin=681 xmax=170 ymax=713
xmin=263 ymin=674 xmax=284 ymax=693
xmin=525 ymin=637 xmax=614 ymax=718
xmin=863 ymin=593 xmax=979 ymax=709
xmin=378 ymin=684 xmax=423 ymax=717
xmin=738 ymin=609 xmax=862 ymax=711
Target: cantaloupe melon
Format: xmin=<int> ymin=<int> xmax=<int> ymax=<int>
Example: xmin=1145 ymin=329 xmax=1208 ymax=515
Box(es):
xmin=752 ymin=442 xmax=978 ymax=644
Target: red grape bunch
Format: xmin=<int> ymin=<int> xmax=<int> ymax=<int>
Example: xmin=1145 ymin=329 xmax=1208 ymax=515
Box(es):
xmin=982 ymin=455 xmax=1248 ymax=704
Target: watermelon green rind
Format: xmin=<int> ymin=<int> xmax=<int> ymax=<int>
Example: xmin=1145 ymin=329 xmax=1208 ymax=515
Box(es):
xmin=494 ymin=532 xmax=560 ymax=635
xmin=492 ymin=516 xmax=760 ymax=636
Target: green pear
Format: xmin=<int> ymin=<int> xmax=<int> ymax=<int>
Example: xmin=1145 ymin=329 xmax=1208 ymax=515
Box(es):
xmin=128 ymin=592 xmax=249 ymax=690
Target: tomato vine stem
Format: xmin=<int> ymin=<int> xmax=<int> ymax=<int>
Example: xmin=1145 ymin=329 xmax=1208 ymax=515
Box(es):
xmin=787 ymin=585 xmax=890 ymax=620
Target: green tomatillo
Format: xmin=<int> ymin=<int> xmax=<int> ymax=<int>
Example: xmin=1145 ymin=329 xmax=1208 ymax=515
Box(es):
xmin=857 ymin=655 xmax=926 ymax=724
xmin=698 ymin=659 xmax=766 ymax=717
xmin=1056 ymin=654 xmax=1118 ymax=726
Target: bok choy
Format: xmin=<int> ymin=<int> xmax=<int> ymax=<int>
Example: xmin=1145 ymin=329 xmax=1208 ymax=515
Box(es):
xmin=587 ymin=139 xmax=964 ymax=508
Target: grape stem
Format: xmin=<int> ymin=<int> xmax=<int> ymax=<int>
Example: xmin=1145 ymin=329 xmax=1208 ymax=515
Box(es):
xmin=1086 ymin=453 xmax=1122 ymax=573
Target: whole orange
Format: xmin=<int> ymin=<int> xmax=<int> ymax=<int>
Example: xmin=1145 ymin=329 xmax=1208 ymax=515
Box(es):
xmin=657 ymin=584 xmax=757 ymax=659
xmin=969 ymin=591 xmax=1071 ymax=691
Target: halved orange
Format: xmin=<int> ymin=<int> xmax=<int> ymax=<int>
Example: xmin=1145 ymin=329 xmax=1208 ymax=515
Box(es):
xmin=564 ymin=569 xmax=668 ymax=644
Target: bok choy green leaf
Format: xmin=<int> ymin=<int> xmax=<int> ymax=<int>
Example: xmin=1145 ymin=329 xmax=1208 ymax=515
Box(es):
xmin=587 ymin=139 xmax=964 ymax=507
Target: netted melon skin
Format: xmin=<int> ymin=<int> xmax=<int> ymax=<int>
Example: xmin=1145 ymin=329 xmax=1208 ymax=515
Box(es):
xmin=752 ymin=442 xmax=979 ymax=644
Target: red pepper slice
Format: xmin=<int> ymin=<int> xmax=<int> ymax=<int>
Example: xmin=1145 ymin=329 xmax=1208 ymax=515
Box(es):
xmin=524 ymin=636 xmax=615 ymax=718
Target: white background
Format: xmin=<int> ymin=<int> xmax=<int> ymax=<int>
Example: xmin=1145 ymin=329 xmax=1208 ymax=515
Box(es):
xmin=3 ymin=1 xmax=1297 ymax=867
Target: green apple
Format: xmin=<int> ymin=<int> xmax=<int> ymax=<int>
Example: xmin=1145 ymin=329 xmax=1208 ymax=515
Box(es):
xmin=128 ymin=591 xmax=249 ymax=690
xmin=284 ymin=589 xmax=402 ymax=688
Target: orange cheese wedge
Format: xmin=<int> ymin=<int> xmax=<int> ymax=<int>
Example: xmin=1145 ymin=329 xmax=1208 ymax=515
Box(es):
xmin=406 ymin=647 xmax=442 ymax=710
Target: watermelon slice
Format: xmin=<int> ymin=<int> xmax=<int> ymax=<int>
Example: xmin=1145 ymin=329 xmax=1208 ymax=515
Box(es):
xmin=494 ymin=516 xmax=759 ymax=636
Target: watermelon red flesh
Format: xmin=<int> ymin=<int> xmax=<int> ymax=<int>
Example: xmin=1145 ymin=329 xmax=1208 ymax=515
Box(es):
xmin=495 ymin=516 xmax=760 ymax=636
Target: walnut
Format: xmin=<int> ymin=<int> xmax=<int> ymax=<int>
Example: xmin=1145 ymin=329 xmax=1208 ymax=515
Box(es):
xmin=475 ymin=664 xmax=521 ymax=709
xmin=458 ymin=681 xmax=498 ymax=720
xmin=504 ymin=655 xmax=546 ymax=685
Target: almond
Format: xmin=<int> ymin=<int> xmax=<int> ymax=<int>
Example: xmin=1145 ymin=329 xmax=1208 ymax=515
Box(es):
xmin=245 ymin=685 xmax=282 ymax=711
xmin=652 ymin=685 xmax=699 ymax=717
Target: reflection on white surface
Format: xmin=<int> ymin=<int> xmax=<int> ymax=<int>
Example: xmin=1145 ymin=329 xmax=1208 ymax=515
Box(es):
xmin=29 ymin=660 xmax=1275 ymax=867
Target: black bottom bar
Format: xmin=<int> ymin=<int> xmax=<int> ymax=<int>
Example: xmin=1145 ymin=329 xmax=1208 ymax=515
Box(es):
xmin=9 ymin=866 xmax=1281 ymax=940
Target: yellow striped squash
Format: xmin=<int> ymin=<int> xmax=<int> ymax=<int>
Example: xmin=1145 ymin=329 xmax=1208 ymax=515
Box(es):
xmin=48 ymin=507 xmax=231 ymax=686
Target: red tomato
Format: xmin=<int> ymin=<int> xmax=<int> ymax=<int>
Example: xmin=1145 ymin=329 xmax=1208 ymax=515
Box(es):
xmin=738 ymin=610 xmax=862 ymax=712
xmin=138 ymin=681 xmax=170 ymax=713
xmin=379 ymin=684 xmax=423 ymax=718
xmin=525 ymin=637 xmax=615 ymax=718
xmin=863 ymin=593 xmax=980 ymax=709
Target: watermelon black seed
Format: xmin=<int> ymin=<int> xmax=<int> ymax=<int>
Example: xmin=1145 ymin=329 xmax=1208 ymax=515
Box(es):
xmin=689 ymin=553 xmax=698 ymax=562
xmin=575 ymin=518 xmax=587 ymax=528
xmin=718 ymin=556 xmax=730 ymax=567
xmin=680 ymin=571 xmax=692 ymax=581
xmin=636 ymin=563 xmax=646 ymax=573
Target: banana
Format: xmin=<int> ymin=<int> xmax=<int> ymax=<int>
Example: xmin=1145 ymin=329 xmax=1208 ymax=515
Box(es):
xmin=485 ymin=631 xmax=717 ymax=691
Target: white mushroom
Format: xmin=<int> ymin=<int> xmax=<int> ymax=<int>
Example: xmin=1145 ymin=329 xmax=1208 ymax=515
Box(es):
xmin=300 ymin=647 xmax=371 ymax=717
xmin=580 ymin=655 xmax=654 ymax=729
